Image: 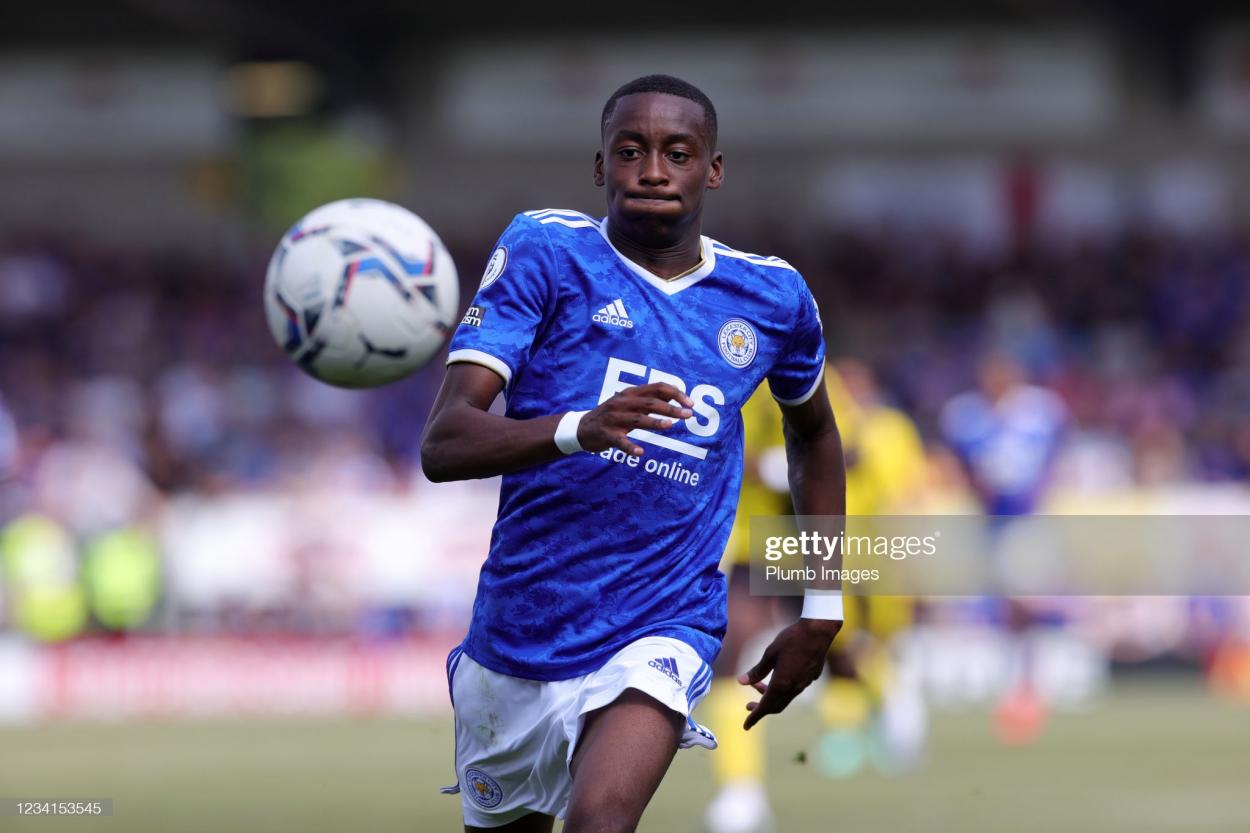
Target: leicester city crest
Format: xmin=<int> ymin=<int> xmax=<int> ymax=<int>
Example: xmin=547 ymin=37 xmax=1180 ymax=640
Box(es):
xmin=465 ymin=767 xmax=504 ymax=808
xmin=718 ymin=318 xmax=757 ymax=368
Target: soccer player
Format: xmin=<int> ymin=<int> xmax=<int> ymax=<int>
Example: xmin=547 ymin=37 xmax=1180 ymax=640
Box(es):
xmin=421 ymin=75 xmax=846 ymax=833
xmin=940 ymin=350 xmax=1069 ymax=743
xmin=940 ymin=351 xmax=1067 ymax=518
xmin=703 ymin=384 xmax=791 ymax=833
xmin=704 ymin=359 xmax=928 ymax=832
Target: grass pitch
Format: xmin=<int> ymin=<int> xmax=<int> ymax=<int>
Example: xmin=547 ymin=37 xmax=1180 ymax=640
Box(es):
xmin=1 ymin=677 xmax=1247 ymax=833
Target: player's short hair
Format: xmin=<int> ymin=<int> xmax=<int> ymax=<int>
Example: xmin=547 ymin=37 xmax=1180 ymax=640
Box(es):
xmin=601 ymin=74 xmax=718 ymax=149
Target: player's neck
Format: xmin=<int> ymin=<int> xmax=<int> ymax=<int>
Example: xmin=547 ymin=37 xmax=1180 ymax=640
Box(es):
xmin=605 ymin=219 xmax=704 ymax=280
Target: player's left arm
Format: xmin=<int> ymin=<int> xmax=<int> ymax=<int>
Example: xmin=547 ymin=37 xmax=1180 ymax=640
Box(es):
xmin=739 ymin=379 xmax=847 ymax=730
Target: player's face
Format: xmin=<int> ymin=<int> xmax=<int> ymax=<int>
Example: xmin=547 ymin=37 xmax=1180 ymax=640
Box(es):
xmin=978 ymin=354 xmax=1025 ymax=402
xmin=594 ymin=93 xmax=723 ymax=234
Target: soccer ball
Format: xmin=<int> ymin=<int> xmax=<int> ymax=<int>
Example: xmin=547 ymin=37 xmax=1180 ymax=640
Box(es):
xmin=264 ymin=198 xmax=459 ymax=388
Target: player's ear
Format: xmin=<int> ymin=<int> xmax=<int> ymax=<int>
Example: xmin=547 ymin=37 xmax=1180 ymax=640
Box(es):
xmin=593 ymin=150 xmax=605 ymax=187
xmin=707 ymin=151 xmax=724 ymax=191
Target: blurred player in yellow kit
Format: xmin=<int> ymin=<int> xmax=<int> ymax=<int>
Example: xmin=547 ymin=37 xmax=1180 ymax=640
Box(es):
xmin=703 ymin=358 xmax=929 ymax=833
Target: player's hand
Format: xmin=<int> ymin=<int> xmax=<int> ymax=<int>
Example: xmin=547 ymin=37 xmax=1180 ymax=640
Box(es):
xmin=577 ymin=383 xmax=694 ymax=456
xmin=738 ymin=618 xmax=841 ymax=730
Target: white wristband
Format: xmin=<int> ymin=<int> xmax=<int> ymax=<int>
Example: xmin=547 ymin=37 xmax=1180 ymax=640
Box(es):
xmin=801 ymin=589 xmax=844 ymax=621
xmin=554 ymin=410 xmax=588 ymax=455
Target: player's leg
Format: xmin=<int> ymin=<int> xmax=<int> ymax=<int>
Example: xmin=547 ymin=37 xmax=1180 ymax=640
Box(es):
xmin=465 ymin=812 xmax=553 ymax=833
xmin=818 ymin=596 xmax=927 ymax=777
xmin=815 ymin=595 xmax=873 ymax=778
xmin=703 ymin=564 xmax=777 ymax=833
xmin=562 ymin=688 xmax=684 ymax=833
xmin=994 ymin=597 xmax=1047 ymax=745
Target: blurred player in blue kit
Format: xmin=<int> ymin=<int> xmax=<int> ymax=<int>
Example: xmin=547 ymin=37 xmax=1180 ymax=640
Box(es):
xmin=940 ymin=352 xmax=1067 ymax=518
xmin=421 ymin=75 xmax=846 ymax=832
xmin=940 ymin=350 xmax=1069 ymax=743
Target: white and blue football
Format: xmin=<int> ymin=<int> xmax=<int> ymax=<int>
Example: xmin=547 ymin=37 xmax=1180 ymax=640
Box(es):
xmin=264 ymin=198 xmax=459 ymax=388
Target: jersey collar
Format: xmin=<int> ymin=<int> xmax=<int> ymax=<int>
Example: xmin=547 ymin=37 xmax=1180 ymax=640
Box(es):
xmin=597 ymin=218 xmax=716 ymax=296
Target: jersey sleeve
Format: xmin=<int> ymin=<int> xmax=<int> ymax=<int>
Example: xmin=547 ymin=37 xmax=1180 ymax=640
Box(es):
xmin=767 ymin=278 xmax=826 ymax=406
xmin=446 ymin=214 xmax=557 ymax=386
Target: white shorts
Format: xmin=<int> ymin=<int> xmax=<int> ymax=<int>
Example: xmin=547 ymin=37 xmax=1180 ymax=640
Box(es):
xmin=441 ymin=636 xmax=718 ymax=828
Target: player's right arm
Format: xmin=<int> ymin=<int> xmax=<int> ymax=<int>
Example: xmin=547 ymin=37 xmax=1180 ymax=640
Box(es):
xmin=420 ymin=364 xmax=693 ymax=482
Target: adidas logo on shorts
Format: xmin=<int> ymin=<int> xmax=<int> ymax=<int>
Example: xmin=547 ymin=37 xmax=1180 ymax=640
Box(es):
xmin=648 ymin=657 xmax=682 ymax=685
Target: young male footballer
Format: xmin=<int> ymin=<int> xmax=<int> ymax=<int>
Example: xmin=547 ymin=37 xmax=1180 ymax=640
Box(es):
xmin=421 ymin=74 xmax=846 ymax=833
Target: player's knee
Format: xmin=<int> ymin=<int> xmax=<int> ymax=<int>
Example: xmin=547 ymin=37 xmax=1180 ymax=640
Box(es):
xmin=562 ymin=814 xmax=638 ymax=833
xmin=563 ymin=791 xmax=642 ymax=833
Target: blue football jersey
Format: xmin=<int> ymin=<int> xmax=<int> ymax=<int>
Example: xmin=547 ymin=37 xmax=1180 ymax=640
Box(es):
xmin=940 ymin=385 xmax=1068 ymax=515
xmin=446 ymin=209 xmax=826 ymax=680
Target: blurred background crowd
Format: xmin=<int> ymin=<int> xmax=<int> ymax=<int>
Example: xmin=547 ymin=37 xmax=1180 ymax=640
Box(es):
xmin=3 ymin=2 xmax=1250 ymax=709
xmin=6 ymin=204 xmax=1250 ymax=498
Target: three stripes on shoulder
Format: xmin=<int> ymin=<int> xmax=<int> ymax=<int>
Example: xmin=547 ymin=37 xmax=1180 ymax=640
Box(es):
xmin=709 ymin=241 xmax=794 ymax=271
xmin=524 ymin=208 xmax=601 ymax=229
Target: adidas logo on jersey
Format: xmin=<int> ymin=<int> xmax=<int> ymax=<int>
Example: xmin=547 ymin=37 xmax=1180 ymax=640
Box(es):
xmin=649 ymin=657 xmax=682 ymax=685
xmin=592 ymin=299 xmax=634 ymax=329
